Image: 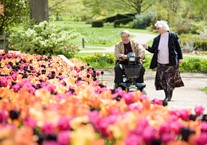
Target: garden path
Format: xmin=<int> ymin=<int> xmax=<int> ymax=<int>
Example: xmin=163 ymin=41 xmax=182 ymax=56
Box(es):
xmin=101 ymin=70 xmax=207 ymax=112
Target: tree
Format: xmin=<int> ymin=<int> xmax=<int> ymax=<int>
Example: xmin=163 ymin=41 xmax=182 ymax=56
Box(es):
xmin=30 ymin=0 xmax=49 ymax=23
xmin=49 ymin=0 xmax=84 ymax=20
xmin=119 ymin=0 xmax=156 ymax=14
xmin=0 ymin=0 xmax=29 ymax=34
xmin=191 ymin=0 xmax=207 ymax=21
xmin=83 ymin=0 xmax=155 ymax=19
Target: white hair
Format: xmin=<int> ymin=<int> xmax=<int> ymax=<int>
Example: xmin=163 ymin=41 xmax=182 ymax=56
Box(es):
xmin=155 ymin=20 xmax=170 ymax=31
xmin=120 ymin=30 xmax=130 ymax=36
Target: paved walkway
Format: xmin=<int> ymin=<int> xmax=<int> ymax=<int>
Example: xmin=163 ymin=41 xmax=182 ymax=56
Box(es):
xmin=101 ymin=70 xmax=207 ymax=112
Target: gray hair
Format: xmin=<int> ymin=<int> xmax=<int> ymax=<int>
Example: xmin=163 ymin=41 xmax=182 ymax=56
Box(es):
xmin=155 ymin=20 xmax=170 ymax=31
xmin=120 ymin=30 xmax=130 ymax=36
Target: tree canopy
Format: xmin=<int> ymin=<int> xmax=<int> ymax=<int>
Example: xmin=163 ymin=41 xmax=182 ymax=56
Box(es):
xmin=0 ymin=0 xmax=29 ymax=34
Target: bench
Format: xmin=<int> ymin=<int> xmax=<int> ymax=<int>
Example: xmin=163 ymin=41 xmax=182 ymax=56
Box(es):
xmin=0 ymin=33 xmax=8 ymax=53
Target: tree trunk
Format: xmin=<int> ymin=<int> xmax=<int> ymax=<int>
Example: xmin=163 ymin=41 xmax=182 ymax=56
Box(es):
xmin=30 ymin=0 xmax=49 ymax=23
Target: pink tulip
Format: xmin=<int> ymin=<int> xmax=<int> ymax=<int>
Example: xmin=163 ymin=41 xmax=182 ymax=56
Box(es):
xmin=0 ymin=77 xmax=8 ymax=87
xmin=12 ymin=73 xmax=17 ymax=81
xmin=123 ymin=92 xmax=134 ymax=105
xmin=57 ymin=116 xmax=71 ymax=131
xmin=28 ymin=86 xmax=36 ymax=94
xmin=194 ymin=133 xmax=207 ymax=145
xmin=57 ymin=131 xmax=70 ymax=145
xmin=159 ymin=123 xmax=171 ymax=136
xmin=161 ymin=133 xmax=176 ymax=143
xmin=142 ymin=126 xmax=157 ymax=144
xmin=12 ymin=84 xmax=21 ymax=92
xmin=23 ymin=117 xmax=37 ymax=129
xmin=96 ymin=72 xmax=100 ymax=76
xmin=0 ymin=110 xmax=8 ymax=124
xmin=42 ymin=122 xmax=55 ymax=135
xmin=43 ymin=141 xmax=59 ymax=145
xmin=128 ymin=104 xmax=142 ymax=111
xmin=139 ymin=95 xmax=149 ymax=102
xmin=170 ymin=109 xmax=190 ymax=121
xmin=200 ymin=122 xmax=207 ymax=132
xmin=195 ymin=106 xmax=204 ymax=116
xmin=152 ymin=98 xmax=162 ymax=105
xmin=125 ymin=134 xmax=142 ymax=145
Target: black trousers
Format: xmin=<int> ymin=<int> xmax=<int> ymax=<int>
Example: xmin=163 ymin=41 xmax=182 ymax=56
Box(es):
xmin=114 ymin=63 xmax=145 ymax=84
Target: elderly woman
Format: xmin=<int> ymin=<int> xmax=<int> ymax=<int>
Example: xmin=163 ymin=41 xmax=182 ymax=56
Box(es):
xmin=143 ymin=20 xmax=184 ymax=101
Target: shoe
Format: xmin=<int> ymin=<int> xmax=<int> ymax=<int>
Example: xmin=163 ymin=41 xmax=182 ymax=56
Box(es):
xmin=164 ymin=90 xmax=170 ymax=101
xmin=167 ymin=90 xmax=173 ymax=101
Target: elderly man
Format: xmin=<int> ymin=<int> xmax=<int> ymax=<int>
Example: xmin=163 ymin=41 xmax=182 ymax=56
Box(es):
xmin=114 ymin=30 xmax=145 ymax=85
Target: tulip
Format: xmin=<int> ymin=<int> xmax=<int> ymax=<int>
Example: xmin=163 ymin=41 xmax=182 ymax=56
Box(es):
xmin=0 ymin=110 xmax=8 ymax=124
xmin=42 ymin=122 xmax=55 ymax=135
xmin=194 ymin=106 xmax=204 ymax=117
xmin=57 ymin=116 xmax=71 ymax=131
xmin=23 ymin=117 xmax=37 ymax=129
xmin=57 ymin=131 xmax=70 ymax=145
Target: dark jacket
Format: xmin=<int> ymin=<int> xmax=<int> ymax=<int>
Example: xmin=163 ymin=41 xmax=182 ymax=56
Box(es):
xmin=147 ymin=32 xmax=183 ymax=69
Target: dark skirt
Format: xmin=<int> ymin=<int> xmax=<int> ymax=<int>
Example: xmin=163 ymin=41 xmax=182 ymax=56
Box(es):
xmin=155 ymin=63 xmax=184 ymax=91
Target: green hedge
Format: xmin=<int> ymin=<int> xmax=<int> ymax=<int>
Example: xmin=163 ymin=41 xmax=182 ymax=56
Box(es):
xmin=77 ymin=53 xmax=115 ymax=69
xmin=194 ymin=39 xmax=207 ymax=51
xmin=180 ymin=35 xmax=207 ymax=52
xmin=77 ymin=53 xmax=207 ymax=73
xmin=92 ymin=21 xmax=104 ymax=27
xmin=180 ymin=57 xmax=207 ymax=73
xmin=114 ymin=17 xmax=134 ymax=27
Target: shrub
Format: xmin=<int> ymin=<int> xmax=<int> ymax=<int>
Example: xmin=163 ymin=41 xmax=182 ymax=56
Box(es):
xmin=189 ymin=22 xmax=206 ymax=34
xmin=180 ymin=57 xmax=207 ymax=73
xmin=9 ymin=21 xmax=79 ymax=58
xmin=132 ymin=12 xmax=155 ymax=29
xmin=180 ymin=28 xmax=207 ymax=52
xmin=179 ymin=35 xmax=196 ymax=52
xmin=173 ymin=19 xmax=191 ymax=34
xmin=78 ymin=53 xmax=115 ymax=68
xmin=194 ymin=39 xmax=207 ymax=51
xmin=91 ymin=21 xmax=104 ymax=27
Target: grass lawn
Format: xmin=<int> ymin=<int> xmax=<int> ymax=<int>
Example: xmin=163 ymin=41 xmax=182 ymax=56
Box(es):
xmin=51 ymin=21 xmax=153 ymax=47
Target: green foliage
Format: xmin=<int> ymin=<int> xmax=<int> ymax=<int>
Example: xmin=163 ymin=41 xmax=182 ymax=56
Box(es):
xmin=172 ymin=19 xmax=192 ymax=34
xmin=189 ymin=22 xmax=206 ymax=34
xmin=203 ymin=87 xmax=207 ymax=94
xmin=76 ymin=52 xmax=207 ymax=73
xmin=71 ymin=27 xmax=120 ymax=46
xmin=179 ymin=34 xmax=196 ymax=52
xmin=9 ymin=21 xmax=79 ymax=58
xmin=194 ymin=39 xmax=207 ymax=51
xmin=191 ymin=0 xmax=207 ymax=21
xmin=49 ymin=0 xmax=85 ymax=20
xmin=132 ymin=13 xmax=154 ymax=29
xmin=179 ymin=28 xmax=207 ymax=52
xmin=0 ymin=0 xmax=29 ymax=33
xmin=180 ymin=57 xmax=207 ymax=73
xmin=77 ymin=53 xmax=115 ymax=69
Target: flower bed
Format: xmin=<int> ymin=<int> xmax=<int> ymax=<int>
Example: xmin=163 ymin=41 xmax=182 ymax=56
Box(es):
xmin=0 ymin=52 xmax=207 ymax=145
